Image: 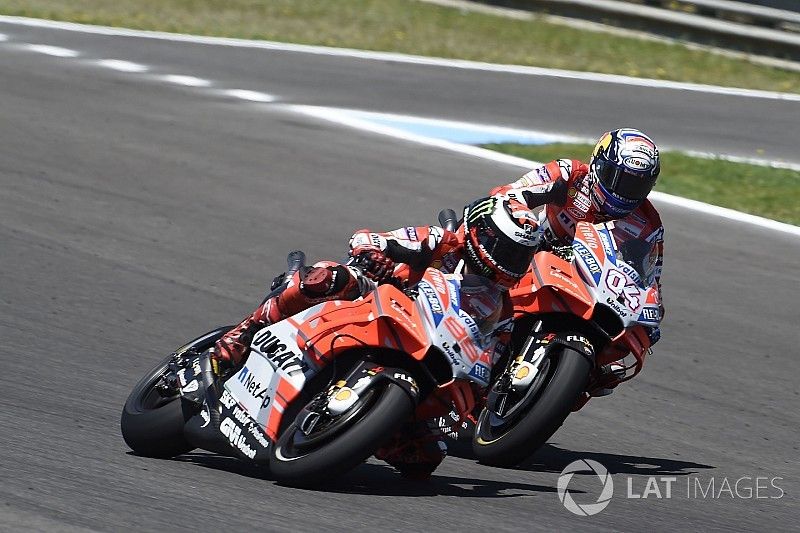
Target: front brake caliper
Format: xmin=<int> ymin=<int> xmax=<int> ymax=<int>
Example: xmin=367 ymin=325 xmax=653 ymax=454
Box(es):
xmin=155 ymin=352 xmax=190 ymax=397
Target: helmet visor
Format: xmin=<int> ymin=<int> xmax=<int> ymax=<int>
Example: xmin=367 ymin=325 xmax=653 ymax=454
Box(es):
xmin=595 ymin=159 xmax=657 ymax=201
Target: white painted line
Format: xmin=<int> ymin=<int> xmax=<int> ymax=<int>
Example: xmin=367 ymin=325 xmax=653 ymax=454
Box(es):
xmin=23 ymin=44 xmax=79 ymax=57
xmin=2 ymin=15 xmax=799 ymax=102
xmin=290 ymin=104 xmax=549 ymax=169
xmin=684 ymin=151 xmax=800 ymax=172
xmin=648 ymin=192 xmax=800 ymax=237
xmin=160 ymin=74 xmax=212 ymax=87
xmin=96 ymin=59 xmax=148 ymax=72
xmin=0 ymin=32 xmax=8 ymax=42
xmin=339 ymin=109 xmax=593 ymax=144
xmin=223 ymin=89 xmax=275 ymax=102
xmin=291 ymin=104 xmax=800 ymax=237
xmin=294 ymin=107 xmax=800 ymax=172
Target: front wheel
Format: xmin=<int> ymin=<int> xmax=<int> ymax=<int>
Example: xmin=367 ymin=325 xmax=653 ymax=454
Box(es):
xmin=120 ymin=326 xmax=230 ymax=458
xmin=472 ymin=346 xmax=591 ymax=467
xmin=121 ymin=355 xmax=194 ymax=458
xmin=269 ymin=382 xmax=413 ymax=486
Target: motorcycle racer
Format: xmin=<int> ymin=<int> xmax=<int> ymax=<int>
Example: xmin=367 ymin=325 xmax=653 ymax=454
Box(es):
xmin=492 ymin=127 xmax=664 ymax=393
xmin=213 ymin=195 xmax=540 ymax=478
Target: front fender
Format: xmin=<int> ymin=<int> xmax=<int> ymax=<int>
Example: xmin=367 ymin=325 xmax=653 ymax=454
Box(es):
xmin=334 ymin=360 xmax=421 ymax=407
xmin=548 ymin=332 xmax=596 ymax=365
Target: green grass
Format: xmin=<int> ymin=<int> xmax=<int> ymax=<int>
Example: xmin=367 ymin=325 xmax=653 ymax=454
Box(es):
xmin=483 ymin=143 xmax=800 ymax=225
xmin=2 ymin=0 xmax=799 ymax=93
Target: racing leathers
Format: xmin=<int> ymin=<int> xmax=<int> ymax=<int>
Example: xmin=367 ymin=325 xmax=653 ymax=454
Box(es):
xmin=213 ymin=224 xmax=513 ymax=478
xmin=492 ymin=159 xmax=665 ymax=393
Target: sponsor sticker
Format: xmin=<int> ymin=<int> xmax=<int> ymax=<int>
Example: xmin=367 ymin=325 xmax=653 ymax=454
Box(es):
xmin=251 ymin=327 xmax=308 ymax=375
xmin=639 ymin=306 xmax=660 ymax=323
xmin=605 ymin=296 xmax=628 ymax=315
xmin=535 ymin=167 xmax=550 ymax=183
xmin=598 ymin=228 xmax=617 ymax=264
xmin=468 ymin=363 xmax=490 ymax=384
xmin=578 ymin=224 xmax=600 ymax=251
xmin=220 ymin=417 xmax=257 ymax=459
xmin=573 ymin=193 xmax=591 ymax=212
xmin=419 ymin=281 xmax=444 ymax=327
xmin=235 ymin=365 xmax=271 ymax=409
xmin=567 ymin=206 xmax=586 ymax=220
xmin=574 ymin=242 xmax=602 ymax=283
xmin=616 ymin=220 xmax=643 ymax=238
xmin=224 ymin=352 xmax=275 ymax=419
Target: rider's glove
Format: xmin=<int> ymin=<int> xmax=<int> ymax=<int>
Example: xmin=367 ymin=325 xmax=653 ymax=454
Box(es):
xmin=353 ymin=250 xmax=396 ymax=283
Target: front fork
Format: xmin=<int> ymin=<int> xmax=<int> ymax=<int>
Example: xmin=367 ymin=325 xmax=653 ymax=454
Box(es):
xmin=292 ymin=359 xmax=422 ymax=439
xmin=488 ymin=325 xmax=596 ymax=417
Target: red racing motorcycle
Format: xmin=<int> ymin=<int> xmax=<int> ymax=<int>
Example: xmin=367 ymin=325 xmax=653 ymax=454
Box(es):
xmin=470 ymin=220 xmax=663 ymax=466
xmin=121 ymin=254 xmax=508 ymax=485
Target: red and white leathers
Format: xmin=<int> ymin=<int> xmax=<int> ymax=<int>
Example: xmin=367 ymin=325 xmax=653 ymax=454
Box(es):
xmin=491 ymin=158 xmax=665 ymax=364
xmin=215 ymin=225 xmax=480 ymax=365
xmin=214 ymin=224 xmax=514 ymax=478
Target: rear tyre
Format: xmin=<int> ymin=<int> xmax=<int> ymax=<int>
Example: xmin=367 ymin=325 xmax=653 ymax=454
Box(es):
xmin=269 ymin=382 xmax=413 ymax=486
xmin=472 ymin=346 xmax=591 ymax=467
xmin=121 ymin=356 xmax=194 ymax=458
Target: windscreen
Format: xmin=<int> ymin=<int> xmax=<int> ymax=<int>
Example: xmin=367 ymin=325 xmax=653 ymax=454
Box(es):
xmin=615 ymin=234 xmax=658 ymax=286
xmin=458 ymin=274 xmax=504 ymax=335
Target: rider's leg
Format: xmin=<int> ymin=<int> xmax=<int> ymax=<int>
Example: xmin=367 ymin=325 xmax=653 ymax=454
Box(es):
xmin=374 ymin=420 xmax=447 ymax=480
xmin=213 ymin=263 xmax=361 ymax=365
xmin=375 ymin=382 xmax=476 ymax=479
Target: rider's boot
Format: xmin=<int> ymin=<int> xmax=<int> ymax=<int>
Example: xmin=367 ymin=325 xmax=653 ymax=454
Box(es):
xmin=213 ymin=264 xmax=362 ymax=366
xmin=375 ymin=421 xmax=447 ymax=480
xmin=590 ymin=360 xmax=627 ymax=397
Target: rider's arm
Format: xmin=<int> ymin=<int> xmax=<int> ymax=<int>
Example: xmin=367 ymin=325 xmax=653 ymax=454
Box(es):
xmin=349 ymin=225 xmax=459 ymax=271
xmin=490 ymin=159 xmax=587 ymax=209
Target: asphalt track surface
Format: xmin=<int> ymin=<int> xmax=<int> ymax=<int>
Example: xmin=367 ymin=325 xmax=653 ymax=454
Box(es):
xmin=1 ymin=20 xmax=799 ymax=532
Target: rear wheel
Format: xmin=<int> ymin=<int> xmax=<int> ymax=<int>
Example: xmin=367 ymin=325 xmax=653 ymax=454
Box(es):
xmin=269 ymin=381 xmax=413 ymax=486
xmin=121 ymin=356 xmax=194 ymax=458
xmin=473 ymin=346 xmax=591 ymax=467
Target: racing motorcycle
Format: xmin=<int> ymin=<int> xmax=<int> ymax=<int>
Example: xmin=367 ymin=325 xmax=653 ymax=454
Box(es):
xmin=121 ymin=254 xmax=506 ymax=485
xmin=469 ymin=219 xmax=663 ymax=467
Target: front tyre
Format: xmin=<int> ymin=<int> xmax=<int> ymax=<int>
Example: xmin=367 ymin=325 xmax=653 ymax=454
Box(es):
xmin=121 ymin=356 xmax=194 ymax=458
xmin=472 ymin=346 xmax=591 ymax=467
xmin=269 ymin=382 xmax=413 ymax=486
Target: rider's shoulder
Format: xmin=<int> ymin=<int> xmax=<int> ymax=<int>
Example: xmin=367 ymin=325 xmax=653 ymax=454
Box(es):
xmin=636 ymin=199 xmax=662 ymax=226
xmin=547 ymin=158 xmax=586 ymax=183
xmin=624 ymin=200 xmax=664 ymax=240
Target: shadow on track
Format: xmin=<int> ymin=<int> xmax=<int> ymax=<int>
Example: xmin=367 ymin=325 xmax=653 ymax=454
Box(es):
xmin=318 ymin=463 xmax=561 ymax=498
xmin=170 ymin=452 xmax=272 ymax=481
xmin=447 ymin=441 xmax=714 ymax=476
xmin=164 ymin=452 xmax=563 ymax=497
